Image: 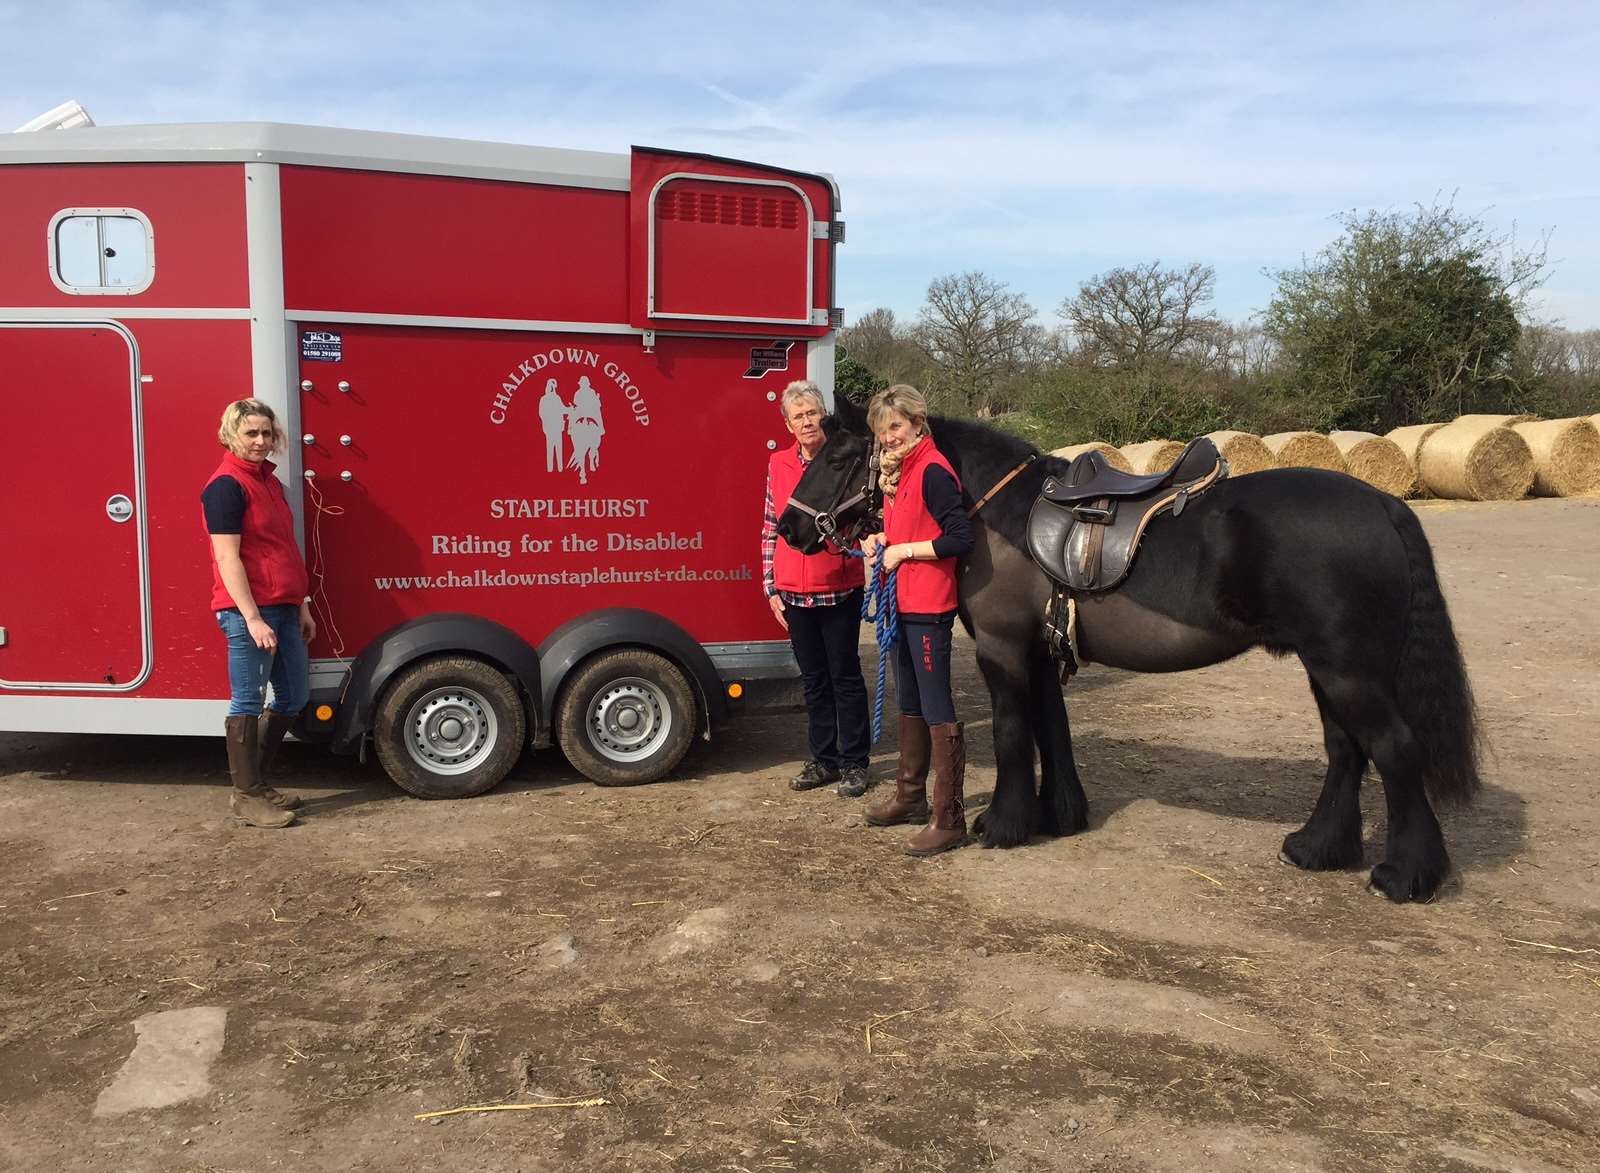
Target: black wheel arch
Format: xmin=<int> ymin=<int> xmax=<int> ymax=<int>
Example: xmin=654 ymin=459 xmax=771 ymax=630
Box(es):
xmin=536 ymin=608 xmax=727 ymax=747
xmin=331 ymin=613 xmax=542 ymax=754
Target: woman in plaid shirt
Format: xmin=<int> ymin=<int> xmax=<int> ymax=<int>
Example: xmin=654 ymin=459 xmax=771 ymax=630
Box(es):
xmin=761 ymin=381 xmax=871 ymax=797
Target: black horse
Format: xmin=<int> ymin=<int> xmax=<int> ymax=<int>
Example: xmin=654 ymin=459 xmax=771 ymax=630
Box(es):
xmin=776 ymin=397 xmax=1481 ymax=903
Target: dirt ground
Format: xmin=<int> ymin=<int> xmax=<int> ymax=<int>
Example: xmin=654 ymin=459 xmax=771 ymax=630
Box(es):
xmin=2 ymin=497 xmax=1597 ymax=1173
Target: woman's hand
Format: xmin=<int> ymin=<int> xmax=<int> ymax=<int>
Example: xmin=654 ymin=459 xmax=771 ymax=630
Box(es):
xmin=883 ymin=542 xmax=912 ymax=572
xmin=246 ymin=615 xmax=278 ymax=651
xmin=767 ymin=593 xmax=788 ymax=631
xmin=299 ymin=602 xmax=317 ymax=645
xmin=861 ymin=532 xmax=887 ymax=562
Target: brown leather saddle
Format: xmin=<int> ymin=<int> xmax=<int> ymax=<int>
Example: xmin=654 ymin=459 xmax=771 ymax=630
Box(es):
xmin=1026 ymin=437 xmax=1227 ymax=593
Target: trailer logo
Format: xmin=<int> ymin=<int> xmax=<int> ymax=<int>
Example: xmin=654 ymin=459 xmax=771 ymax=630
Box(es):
xmin=538 ymin=376 xmax=605 ymax=485
xmin=489 ymin=347 xmax=653 ymax=482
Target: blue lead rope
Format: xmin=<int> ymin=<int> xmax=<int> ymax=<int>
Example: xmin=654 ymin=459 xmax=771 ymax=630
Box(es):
xmin=849 ymin=546 xmax=899 ymax=745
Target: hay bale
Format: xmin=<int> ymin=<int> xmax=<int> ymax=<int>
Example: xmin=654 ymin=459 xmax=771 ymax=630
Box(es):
xmin=1119 ymin=439 xmax=1186 ymax=475
xmin=1417 ymin=418 xmax=1535 ymax=500
xmin=1330 ymin=431 xmax=1417 ymax=497
xmin=1386 ymin=423 xmax=1446 ymax=467
xmin=1204 ymin=430 xmax=1276 ymax=476
xmin=1385 ymin=423 xmax=1448 ymax=496
xmin=1510 ymin=417 xmax=1600 ymax=497
xmin=1050 ymin=441 xmax=1133 ymax=472
xmin=1261 ymin=431 xmax=1348 ymax=473
xmin=1452 ymin=413 xmax=1539 ymax=427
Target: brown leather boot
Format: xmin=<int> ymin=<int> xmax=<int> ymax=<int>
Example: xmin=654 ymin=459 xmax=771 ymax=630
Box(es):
xmin=905 ymin=722 xmax=967 ymax=856
xmin=256 ymin=709 xmax=304 ymax=810
xmin=226 ymin=715 xmax=295 ymax=828
xmin=865 ymin=715 xmax=932 ymax=826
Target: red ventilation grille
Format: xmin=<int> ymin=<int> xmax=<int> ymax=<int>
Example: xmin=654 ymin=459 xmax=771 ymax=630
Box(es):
xmin=657 ymin=185 xmax=804 ymax=231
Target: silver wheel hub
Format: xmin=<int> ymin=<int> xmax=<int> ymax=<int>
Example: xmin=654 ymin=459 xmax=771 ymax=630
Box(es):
xmin=404 ymin=686 xmax=498 ymax=776
xmin=587 ymin=677 xmax=671 ymax=763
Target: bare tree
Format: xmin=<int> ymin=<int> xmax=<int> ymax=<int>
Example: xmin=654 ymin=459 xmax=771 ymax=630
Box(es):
xmin=916 ymin=271 xmax=1037 ymax=415
xmin=839 ymin=307 xmax=926 ymax=386
xmin=1062 ymin=261 xmax=1219 ymax=370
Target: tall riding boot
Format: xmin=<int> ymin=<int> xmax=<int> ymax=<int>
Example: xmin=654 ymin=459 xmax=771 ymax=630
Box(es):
xmin=226 ymin=715 xmax=295 ymax=828
xmin=256 ymin=709 xmax=304 ymax=810
xmin=865 ymin=715 xmax=932 ymax=826
xmin=905 ymin=722 xmax=967 ymax=856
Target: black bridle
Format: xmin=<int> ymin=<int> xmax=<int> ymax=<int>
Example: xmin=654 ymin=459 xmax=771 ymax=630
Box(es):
xmin=783 ymin=436 xmax=880 ymax=553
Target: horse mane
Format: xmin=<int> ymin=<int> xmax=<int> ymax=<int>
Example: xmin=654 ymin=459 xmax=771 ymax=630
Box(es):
xmin=828 ymin=396 xmax=1065 ymax=551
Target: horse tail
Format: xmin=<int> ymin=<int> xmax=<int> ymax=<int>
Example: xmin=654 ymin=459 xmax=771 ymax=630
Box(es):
xmin=1386 ymin=499 xmax=1483 ymax=806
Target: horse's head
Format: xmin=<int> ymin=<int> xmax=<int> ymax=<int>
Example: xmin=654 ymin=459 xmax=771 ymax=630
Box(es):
xmin=775 ymin=398 xmax=879 ymax=555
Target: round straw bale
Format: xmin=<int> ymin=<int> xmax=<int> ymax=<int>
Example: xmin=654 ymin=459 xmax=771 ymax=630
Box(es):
xmin=1417 ymin=418 xmax=1535 ymax=500
xmin=1050 ymin=441 xmax=1133 ymax=472
xmin=1386 ymin=423 xmax=1445 ymax=466
xmin=1261 ymin=431 xmax=1348 ymax=473
xmin=1509 ymin=417 xmax=1600 ymax=497
xmin=1330 ymin=431 xmax=1417 ymax=497
xmin=1204 ymin=430 xmax=1276 ymax=476
xmin=1452 ymin=413 xmax=1540 ymax=427
xmin=1385 ymin=423 xmax=1447 ymax=496
xmin=1119 ymin=439 xmax=1186 ymax=475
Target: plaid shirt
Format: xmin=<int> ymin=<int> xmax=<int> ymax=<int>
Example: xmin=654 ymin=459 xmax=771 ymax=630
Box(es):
xmin=762 ymin=456 xmax=859 ymax=608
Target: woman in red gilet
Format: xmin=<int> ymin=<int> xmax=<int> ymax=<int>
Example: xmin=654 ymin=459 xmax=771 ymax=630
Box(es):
xmin=860 ymin=385 xmax=974 ymax=855
xmin=200 ymin=399 xmax=315 ymax=828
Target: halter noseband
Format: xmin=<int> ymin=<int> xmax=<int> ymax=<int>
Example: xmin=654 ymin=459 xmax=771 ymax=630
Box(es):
xmin=783 ymin=436 xmax=880 ymax=551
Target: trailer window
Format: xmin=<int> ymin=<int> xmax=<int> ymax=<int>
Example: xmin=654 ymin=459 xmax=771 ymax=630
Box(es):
xmin=49 ymin=209 xmax=155 ymax=294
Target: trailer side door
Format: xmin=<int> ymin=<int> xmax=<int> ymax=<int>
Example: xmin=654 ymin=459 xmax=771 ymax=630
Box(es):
xmin=0 ymin=321 xmax=150 ymax=690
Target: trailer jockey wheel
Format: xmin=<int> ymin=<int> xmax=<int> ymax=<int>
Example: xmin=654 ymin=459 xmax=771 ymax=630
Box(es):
xmin=374 ymin=656 xmax=527 ymax=798
xmin=556 ymin=649 xmax=696 ymax=786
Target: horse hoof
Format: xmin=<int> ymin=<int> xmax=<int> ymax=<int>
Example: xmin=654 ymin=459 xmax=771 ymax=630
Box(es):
xmin=1368 ymin=861 xmax=1446 ymax=904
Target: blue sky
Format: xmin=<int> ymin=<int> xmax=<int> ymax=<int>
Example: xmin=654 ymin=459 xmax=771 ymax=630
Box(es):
xmin=5 ymin=1 xmax=1598 ymax=329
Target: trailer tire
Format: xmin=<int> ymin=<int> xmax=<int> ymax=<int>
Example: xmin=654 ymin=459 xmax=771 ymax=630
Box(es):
xmin=373 ymin=656 xmax=526 ymax=799
xmin=556 ymin=649 xmax=696 ymax=786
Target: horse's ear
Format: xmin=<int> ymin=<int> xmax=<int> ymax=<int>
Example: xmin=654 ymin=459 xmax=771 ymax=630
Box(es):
xmin=829 ymin=393 xmax=868 ymax=434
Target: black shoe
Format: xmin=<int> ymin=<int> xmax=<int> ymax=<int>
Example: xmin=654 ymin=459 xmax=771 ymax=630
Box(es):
xmin=836 ymin=765 xmax=871 ymax=798
xmin=789 ymin=761 xmax=841 ymax=791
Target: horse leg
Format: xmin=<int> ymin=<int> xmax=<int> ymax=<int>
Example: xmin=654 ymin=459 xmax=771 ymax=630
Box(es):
xmin=1028 ymin=644 xmax=1087 ymax=837
xmin=1280 ymin=677 xmax=1366 ymax=871
xmin=1301 ymin=667 xmax=1450 ymax=902
xmin=970 ymin=637 xmax=1037 ymax=849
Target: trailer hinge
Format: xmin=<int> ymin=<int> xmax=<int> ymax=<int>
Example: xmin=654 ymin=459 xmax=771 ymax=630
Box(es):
xmin=641 ymin=329 xmax=656 ymax=353
xmin=830 ymin=221 xmax=846 ymax=244
xmin=809 ymin=308 xmax=830 ymax=326
xmin=811 ymin=221 xmax=831 ymax=240
xmin=0 ymin=626 xmax=7 ymax=647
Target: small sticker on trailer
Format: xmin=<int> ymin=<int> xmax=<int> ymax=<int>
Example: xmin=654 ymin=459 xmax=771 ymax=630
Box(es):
xmin=301 ymin=330 xmax=343 ymax=362
xmin=743 ymin=340 xmax=794 ymax=378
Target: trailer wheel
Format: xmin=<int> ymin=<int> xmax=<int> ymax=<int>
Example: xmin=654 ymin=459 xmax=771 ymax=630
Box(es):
xmin=374 ymin=656 xmax=526 ymax=798
xmin=556 ymin=649 xmax=696 ymax=786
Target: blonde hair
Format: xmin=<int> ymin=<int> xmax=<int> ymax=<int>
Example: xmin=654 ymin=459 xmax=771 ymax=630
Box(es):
xmin=218 ymin=399 xmax=285 ymax=455
xmin=779 ymin=379 xmax=826 ymax=420
xmin=866 ymin=384 xmax=928 ymax=434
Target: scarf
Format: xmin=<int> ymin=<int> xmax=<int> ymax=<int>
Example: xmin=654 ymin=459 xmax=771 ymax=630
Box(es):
xmin=878 ymin=433 xmax=923 ymax=500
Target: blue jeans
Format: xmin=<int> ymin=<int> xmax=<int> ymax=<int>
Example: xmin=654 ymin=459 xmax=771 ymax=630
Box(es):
xmin=217 ymin=605 xmax=309 ymax=718
xmin=785 ymin=589 xmax=869 ymax=770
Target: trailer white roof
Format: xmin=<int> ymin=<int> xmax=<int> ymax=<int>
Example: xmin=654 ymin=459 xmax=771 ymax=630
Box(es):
xmin=0 ymin=121 xmax=633 ymax=189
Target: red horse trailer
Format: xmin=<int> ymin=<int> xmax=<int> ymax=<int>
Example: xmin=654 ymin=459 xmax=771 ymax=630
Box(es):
xmin=0 ymin=121 xmax=843 ymax=795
